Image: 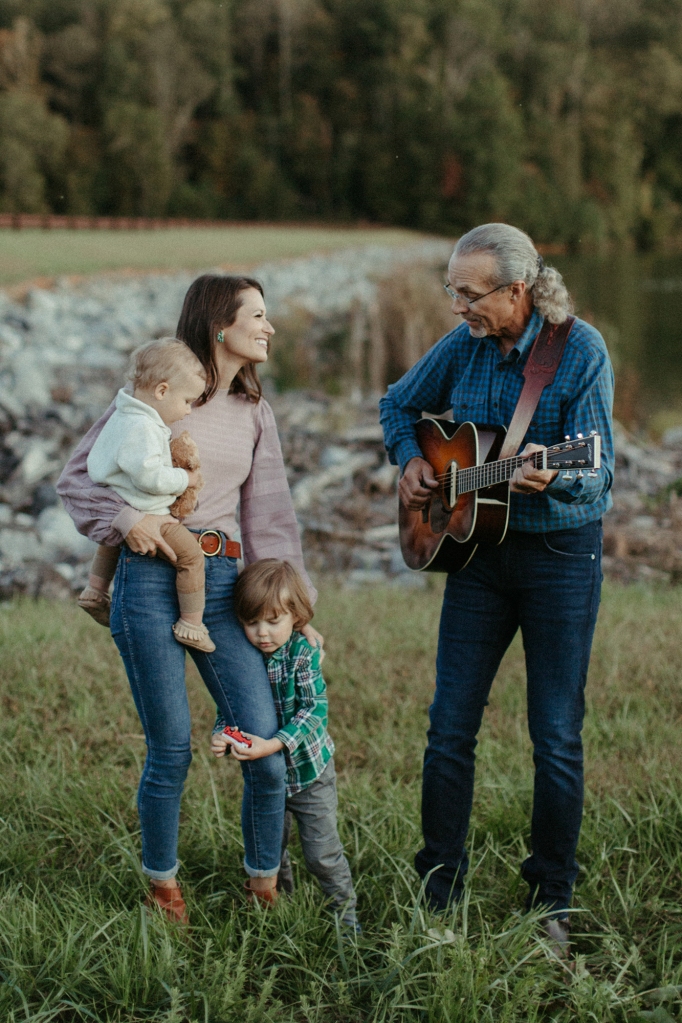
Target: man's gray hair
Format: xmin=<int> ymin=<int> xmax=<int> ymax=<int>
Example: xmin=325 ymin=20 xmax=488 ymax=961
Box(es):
xmin=452 ymin=223 xmax=572 ymax=324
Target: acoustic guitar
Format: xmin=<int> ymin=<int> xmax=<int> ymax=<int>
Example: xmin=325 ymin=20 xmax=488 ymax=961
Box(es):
xmin=399 ymin=418 xmax=602 ymax=573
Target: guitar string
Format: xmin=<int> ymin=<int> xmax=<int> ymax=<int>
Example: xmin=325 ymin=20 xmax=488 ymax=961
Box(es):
xmin=433 ymin=454 xmax=588 ymax=485
xmin=431 ymin=452 xmax=541 ymax=485
xmin=430 ymin=444 xmax=589 ymax=488
xmin=432 ymin=455 xmax=532 ymax=480
xmin=429 ymin=448 xmax=589 ymax=497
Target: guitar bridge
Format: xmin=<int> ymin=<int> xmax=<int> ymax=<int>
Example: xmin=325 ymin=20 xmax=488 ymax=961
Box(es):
xmin=445 ymin=461 xmax=457 ymax=508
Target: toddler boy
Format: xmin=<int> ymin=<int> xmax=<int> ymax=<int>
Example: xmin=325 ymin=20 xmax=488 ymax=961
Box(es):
xmin=211 ymin=559 xmax=359 ymax=929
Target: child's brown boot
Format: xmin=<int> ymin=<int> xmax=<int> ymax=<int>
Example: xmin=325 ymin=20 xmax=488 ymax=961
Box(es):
xmin=77 ymin=586 xmax=111 ymax=627
xmin=172 ymin=619 xmax=216 ymax=653
xmin=244 ymin=877 xmax=279 ymax=907
xmin=146 ymin=880 xmax=189 ymax=925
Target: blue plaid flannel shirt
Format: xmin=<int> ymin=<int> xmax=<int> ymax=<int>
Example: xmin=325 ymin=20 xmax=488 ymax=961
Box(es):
xmin=215 ymin=632 xmax=334 ymax=796
xmin=379 ymin=308 xmax=614 ymax=533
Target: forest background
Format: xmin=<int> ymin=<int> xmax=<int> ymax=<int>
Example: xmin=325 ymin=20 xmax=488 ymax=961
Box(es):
xmin=3 ymin=0 xmax=682 ymax=251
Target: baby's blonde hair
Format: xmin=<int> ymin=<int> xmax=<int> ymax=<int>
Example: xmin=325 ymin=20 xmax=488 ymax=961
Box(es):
xmin=128 ymin=337 xmax=206 ymax=391
xmin=234 ymin=559 xmax=313 ymax=631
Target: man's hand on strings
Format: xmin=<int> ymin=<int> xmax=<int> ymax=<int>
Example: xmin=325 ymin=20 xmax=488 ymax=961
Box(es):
xmin=510 ymin=443 xmax=558 ymax=495
xmin=399 ymin=457 xmax=439 ymax=510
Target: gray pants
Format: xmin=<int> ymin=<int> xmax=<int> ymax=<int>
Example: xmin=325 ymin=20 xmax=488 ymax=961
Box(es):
xmin=279 ymin=759 xmax=357 ymax=924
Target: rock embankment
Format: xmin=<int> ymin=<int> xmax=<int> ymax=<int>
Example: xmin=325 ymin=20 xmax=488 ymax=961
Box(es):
xmin=0 ymin=240 xmax=450 ymax=597
xmin=0 ymin=239 xmax=680 ymax=597
xmin=602 ymin=423 xmax=682 ymax=584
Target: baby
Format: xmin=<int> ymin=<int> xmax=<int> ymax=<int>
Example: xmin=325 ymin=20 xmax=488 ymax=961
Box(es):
xmin=211 ymin=559 xmax=359 ymax=930
xmin=78 ymin=337 xmax=215 ymax=653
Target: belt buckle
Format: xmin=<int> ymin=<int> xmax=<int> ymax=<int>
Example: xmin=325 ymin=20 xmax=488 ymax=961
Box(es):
xmin=199 ymin=529 xmax=222 ymax=557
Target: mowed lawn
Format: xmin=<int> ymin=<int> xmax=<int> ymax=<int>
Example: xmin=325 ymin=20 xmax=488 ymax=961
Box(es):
xmin=1 ymin=582 xmax=682 ymax=1021
xmin=0 ymin=225 xmax=424 ymax=287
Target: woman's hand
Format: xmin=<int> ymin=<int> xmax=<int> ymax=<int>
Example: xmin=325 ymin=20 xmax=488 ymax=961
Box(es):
xmin=125 ymin=514 xmax=178 ymax=561
xmin=229 ymin=734 xmax=284 ymax=761
xmin=301 ymin=622 xmax=325 ymax=663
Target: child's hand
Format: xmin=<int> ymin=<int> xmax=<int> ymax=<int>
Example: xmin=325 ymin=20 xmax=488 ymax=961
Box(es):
xmin=186 ymin=469 xmax=201 ymax=488
xmin=229 ymin=734 xmax=284 ymax=761
xmin=210 ymin=731 xmax=230 ymax=758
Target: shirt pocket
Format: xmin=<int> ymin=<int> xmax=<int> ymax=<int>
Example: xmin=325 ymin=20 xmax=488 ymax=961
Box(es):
xmin=450 ymin=394 xmax=486 ymax=423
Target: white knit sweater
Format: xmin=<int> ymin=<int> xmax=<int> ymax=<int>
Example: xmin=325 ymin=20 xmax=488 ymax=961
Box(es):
xmin=86 ymin=389 xmax=188 ymax=515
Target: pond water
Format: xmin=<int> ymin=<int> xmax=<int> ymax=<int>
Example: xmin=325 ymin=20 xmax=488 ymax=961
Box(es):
xmin=552 ymin=253 xmax=682 ymax=436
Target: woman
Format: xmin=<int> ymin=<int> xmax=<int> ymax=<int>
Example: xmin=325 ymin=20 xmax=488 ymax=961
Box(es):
xmin=57 ymin=275 xmax=321 ymax=922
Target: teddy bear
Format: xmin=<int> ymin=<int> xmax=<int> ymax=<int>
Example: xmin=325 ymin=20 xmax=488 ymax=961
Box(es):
xmin=169 ymin=431 xmax=204 ymax=519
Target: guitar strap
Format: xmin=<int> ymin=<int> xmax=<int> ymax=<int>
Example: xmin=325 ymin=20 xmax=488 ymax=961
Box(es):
xmin=497 ymin=315 xmax=575 ymax=461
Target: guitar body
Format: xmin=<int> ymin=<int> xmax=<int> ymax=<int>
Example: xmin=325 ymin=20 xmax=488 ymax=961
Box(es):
xmin=399 ymin=419 xmax=510 ymax=573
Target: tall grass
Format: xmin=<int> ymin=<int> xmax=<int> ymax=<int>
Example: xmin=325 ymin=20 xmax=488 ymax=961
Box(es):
xmin=0 ymin=582 xmax=681 ymax=1020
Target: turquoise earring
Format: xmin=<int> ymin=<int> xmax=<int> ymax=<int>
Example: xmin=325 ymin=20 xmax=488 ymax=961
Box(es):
xmin=217 ymin=330 xmax=224 ymax=343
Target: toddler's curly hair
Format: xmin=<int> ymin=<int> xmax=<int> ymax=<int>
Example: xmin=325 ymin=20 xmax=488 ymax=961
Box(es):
xmin=128 ymin=337 xmax=206 ymax=391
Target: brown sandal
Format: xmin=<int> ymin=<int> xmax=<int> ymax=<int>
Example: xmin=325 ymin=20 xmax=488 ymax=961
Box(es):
xmin=77 ymin=586 xmax=111 ymax=627
xmin=146 ymin=881 xmax=189 ymax=925
xmin=244 ymin=879 xmax=279 ymax=908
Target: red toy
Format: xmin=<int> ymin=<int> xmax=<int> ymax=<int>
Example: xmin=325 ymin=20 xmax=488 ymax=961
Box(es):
xmin=222 ymin=725 xmax=253 ymax=750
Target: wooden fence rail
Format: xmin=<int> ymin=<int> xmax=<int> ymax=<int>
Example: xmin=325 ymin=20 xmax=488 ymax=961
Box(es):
xmin=0 ymin=214 xmax=255 ymax=230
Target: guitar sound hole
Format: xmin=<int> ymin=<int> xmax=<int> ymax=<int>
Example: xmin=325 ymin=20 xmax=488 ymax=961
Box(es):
xmin=430 ymin=495 xmax=451 ymax=534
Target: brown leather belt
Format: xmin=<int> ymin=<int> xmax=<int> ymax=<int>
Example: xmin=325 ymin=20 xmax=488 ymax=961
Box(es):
xmin=192 ymin=529 xmax=241 ymax=559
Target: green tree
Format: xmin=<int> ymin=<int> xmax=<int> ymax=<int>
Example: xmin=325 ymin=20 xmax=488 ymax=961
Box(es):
xmin=4 ymin=0 xmax=682 ymax=245
xmin=0 ymin=17 xmax=68 ymax=212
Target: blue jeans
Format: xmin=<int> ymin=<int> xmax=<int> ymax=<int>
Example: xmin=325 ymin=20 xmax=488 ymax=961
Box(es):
xmin=415 ymin=521 xmax=602 ymax=913
xmin=110 ymin=549 xmax=285 ymax=880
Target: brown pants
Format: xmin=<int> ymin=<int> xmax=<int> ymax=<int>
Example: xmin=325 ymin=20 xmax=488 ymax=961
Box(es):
xmin=91 ymin=522 xmax=205 ymax=617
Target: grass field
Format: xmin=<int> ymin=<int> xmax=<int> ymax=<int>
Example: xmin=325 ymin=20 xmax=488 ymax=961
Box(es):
xmin=1 ymin=582 xmax=682 ymax=1021
xmin=0 ymin=226 xmax=424 ymax=288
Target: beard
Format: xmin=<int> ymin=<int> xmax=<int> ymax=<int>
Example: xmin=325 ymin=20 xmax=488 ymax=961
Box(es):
xmin=467 ymin=321 xmax=489 ymax=338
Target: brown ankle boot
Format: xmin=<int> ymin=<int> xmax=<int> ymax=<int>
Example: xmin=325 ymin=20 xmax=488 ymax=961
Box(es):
xmin=146 ymin=881 xmax=189 ymax=925
xmin=244 ymin=878 xmax=279 ymax=907
xmin=78 ymin=586 xmax=111 ymax=627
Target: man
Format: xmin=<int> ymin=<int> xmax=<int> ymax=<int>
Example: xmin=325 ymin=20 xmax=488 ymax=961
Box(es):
xmin=379 ymin=223 xmax=613 ymax=949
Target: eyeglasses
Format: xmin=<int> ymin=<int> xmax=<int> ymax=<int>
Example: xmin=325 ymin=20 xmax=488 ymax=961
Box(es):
xmin=443 ymin=282 xmax=512 ymax=306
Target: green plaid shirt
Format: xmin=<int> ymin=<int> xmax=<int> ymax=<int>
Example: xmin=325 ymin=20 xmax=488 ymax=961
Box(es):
xmin=214 ymin=632 xmax=334 ymax=796
xmin=266 ymin=632 xmax=335 ymax=795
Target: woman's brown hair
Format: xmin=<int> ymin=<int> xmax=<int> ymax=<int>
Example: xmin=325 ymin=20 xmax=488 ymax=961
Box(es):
xmin=175 ymin=274 xmax=265 ymax=405
xmin=234 ymin=559 xmax=314 ymax=631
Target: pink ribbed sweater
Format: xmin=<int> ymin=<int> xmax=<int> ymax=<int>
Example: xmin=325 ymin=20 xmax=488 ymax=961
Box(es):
xmin=56 ymin=390 xmax=316 ymax=599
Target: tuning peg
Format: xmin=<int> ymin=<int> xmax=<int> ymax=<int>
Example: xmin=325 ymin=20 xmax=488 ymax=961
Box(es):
xmin=590 ymin=430 xmax=597 ymax=436
xmin=588 ymin=470 xmax=598 ymax=478
xmin=565 ymin=434 xmax=571 ymax=441
xmin=576 ymin=470 xmax=584 ymax=479
xmin=562 ymin=471 xmax=573 ymax=480
xmin=577 ymin=432 xmax=583 ymax=439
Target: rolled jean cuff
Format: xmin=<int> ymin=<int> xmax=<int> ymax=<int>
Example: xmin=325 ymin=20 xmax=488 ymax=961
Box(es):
xmin=142 ymin=860 xmax=180 ymax=882
xmin=244 ymin=858 xmax=280 ymax=879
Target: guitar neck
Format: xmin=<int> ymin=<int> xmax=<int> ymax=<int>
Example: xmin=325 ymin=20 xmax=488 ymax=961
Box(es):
xmin=456 ymin=451 xmax=546 ymax=496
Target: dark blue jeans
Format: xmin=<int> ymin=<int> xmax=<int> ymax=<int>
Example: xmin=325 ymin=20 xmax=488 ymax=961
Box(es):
xmin=110 ymin=550 xmax=286 ymax=880
xmin=415 ymin=520 xmax=602 ymax=913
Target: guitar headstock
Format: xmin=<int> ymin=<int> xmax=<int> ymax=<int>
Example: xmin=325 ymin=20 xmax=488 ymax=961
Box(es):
xmin=544 ymin=432 xmax=601 ymax=476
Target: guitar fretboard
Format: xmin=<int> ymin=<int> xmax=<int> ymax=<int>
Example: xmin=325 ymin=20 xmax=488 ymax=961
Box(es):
xmin=455 ymin=451 xmax=546 ymax=496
